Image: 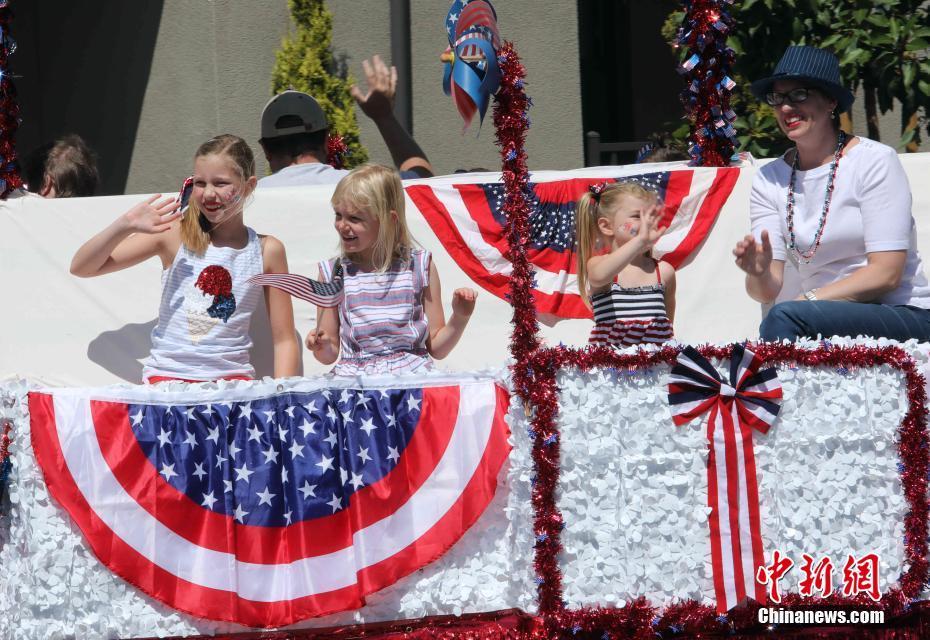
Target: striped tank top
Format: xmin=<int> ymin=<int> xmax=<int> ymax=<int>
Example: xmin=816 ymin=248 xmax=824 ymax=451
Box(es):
xmin=589 ymin=261 xmax=673 ymax=348
xmin=320 ymin=248 xmax=432 ymax=376
xmin=143 ymin=228 xmax=264 ymax=381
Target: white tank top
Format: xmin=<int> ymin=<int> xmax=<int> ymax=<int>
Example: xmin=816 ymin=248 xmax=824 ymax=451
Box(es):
xmin=143 ymin=228 xmax=264 ymax=381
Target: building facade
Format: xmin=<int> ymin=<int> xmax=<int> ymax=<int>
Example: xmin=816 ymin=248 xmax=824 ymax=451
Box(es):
xmin=11 ymin=1 xmax=926 ymax=196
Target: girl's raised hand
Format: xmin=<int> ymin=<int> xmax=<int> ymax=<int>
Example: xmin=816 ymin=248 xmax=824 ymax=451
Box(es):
xmin=638 ymin=203 xmax=668 ymax=249
xmin=122 ymin=195 xmax=181 ymax=234
xmin=451 ymin=288 xmax=478 ymax=317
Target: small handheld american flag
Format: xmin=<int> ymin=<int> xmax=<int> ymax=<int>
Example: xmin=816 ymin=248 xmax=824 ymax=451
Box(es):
xmin=248 ymin=260 xmax=344 ymax=308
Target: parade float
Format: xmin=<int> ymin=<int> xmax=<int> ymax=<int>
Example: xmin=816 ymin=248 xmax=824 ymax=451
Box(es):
xmin=3 ymin=1 xmax=930 ymax=638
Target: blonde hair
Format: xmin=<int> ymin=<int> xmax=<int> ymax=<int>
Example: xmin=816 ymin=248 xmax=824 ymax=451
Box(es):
xmin=331 ymin=164 xmax=414 ymax=272
xmin=574 ymin=181 xmax=658 ymax=307
xmin=180 ymin=134 xmax=256 ymax=255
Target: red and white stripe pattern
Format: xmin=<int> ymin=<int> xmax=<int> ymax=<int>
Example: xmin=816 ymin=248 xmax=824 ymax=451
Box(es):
xmin=405 ymin=166 xmax=740 ymax=320
xmin=589 ymin=317 xmax=674 ymax=348
xmin=249 ymin=263 xmax=343 ymax=308
xmin=667 ymin=345 xmax=783 ymax=612
xmin=29 ymin=379 xmax=510 ymax=627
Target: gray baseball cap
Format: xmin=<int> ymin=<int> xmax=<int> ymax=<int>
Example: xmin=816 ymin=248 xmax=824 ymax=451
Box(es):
xmin=260 ymin=91 xmax=329 ymax=140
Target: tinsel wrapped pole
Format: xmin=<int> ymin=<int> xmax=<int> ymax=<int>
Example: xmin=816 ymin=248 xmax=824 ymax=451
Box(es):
xmin=492 ymin=42 xmax=540 ymax=398
xmin=0 ymin=1 xmax=20 ymax=199
xmin=675 ymin=0 xmax=737 ymax=166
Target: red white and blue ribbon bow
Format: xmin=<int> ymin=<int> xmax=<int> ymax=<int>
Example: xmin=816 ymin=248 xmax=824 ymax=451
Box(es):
xmin=441 ymin=0 xmax=501 ymax=130
xmin=668 ymin=344 xmax=782 ymax=612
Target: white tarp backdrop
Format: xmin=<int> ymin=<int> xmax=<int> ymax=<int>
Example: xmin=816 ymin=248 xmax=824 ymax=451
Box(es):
xmin=2 ymin=154 xmax=929 ymax=386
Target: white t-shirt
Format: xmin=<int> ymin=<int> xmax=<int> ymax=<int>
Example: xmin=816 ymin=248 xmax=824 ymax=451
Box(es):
xmin=257 ymin=163 xmax=349 ymax=188
xmin=750 ymin=137 xmax=930 ymax=308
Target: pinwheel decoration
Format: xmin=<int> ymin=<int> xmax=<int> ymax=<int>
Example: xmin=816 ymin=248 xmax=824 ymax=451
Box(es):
xmin=441 ymin=0 xmax=501 ymax=130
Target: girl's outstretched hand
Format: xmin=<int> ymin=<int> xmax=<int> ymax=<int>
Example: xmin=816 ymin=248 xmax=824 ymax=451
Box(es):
xmin=637 ymin=203 xmax=667 ymax=249
xmin=733 ymin=230 xmax=773 ymax=277
xmin=305 ymin=327 xmax=329 ymax=352
xmin=122 ymin=195 xmax=181 ymax=234
xmin=451 ymin=288 xmax=478 ymax=317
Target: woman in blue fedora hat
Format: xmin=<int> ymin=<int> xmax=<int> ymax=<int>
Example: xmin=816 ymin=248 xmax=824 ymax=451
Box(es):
xmin=732 ymin=45 xmax=930 ymax=342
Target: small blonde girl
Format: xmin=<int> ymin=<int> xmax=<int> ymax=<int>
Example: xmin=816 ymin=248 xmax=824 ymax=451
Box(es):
xmin=575 ymin=181 xmax=676 ymax=347
xmin=307 ymin=164 xmax=477 ymax=375
xmin=71 ymin=134 xmax=300 ymax=382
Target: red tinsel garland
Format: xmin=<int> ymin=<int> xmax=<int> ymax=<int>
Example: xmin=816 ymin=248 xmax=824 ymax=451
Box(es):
xmin=492 ymin=42 xmax=541 ymax=402
xmin=0 ymin=3 xmax=22 ymax=198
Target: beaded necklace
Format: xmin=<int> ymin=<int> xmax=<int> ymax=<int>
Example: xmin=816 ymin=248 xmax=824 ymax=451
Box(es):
xmin=786 ymin=130 xmax=847 ymax=264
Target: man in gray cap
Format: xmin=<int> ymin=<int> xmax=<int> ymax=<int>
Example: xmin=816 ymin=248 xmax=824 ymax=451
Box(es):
xmin=258 ymin=55 xmax=433 ymax=187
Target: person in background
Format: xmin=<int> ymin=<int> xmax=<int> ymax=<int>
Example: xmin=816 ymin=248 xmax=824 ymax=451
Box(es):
xmin=636 ymin=134 xmax=690 ymax=164
xmin=23 ymin=134 xmax=99 ymax=197
xmin=258 ymin=55 xmax=433 ymax=187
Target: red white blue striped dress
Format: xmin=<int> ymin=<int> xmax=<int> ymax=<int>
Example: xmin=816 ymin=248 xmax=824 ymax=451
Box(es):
xmin=320 ymin=249 xmax=433 ymax=376
xmin=589 ymin=261 xmax=674 ymax=348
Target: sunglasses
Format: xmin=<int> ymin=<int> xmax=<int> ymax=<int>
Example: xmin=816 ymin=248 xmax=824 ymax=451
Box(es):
xmin=764 ymin=87 xmax=817 ymax=106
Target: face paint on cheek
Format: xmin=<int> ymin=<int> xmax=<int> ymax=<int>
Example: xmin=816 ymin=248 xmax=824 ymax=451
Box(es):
xmin=621 ymin=221 xmax=638 ymax=236
xmin=222 ymin=190 xmax=242 ymax=207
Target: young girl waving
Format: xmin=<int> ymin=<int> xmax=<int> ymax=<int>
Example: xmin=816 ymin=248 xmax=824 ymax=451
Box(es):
xmin=307 ymin=164 xmax=477 ymax=375
xmin=71 ymin=134 xmax=299 ymax=382
xmin=575 ymin=181 xmax=676 ymax=348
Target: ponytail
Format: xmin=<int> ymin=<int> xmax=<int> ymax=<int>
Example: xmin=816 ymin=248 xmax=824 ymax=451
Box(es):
xmin=574 ymin=190 xmax=600 ymax=308
xmin=180 ymin=199 xmax=212 ymax=255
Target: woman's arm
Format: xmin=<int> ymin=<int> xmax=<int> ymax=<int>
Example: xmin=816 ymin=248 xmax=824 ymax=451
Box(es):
xmin=423 ymin=260 xmax=476 ymax=360
xmin=808 ymin=145 xmax=912 ymax=302
xmin=70 ymin=195 xmax=181 ymax=277
xmin=733 ymin=230 xmax=785 ymax=303
xmin=261 ymin=236 xmax=300 ymax=378
xmin=798 ymin=251 xmax=905 ymax=302
xmin=737 ymin=170 xmax=789 ymax=303
xmin=305 ymin=267 xmax=341 ymax=365
xmin=660 ymin=262 xmax=676 ymax=324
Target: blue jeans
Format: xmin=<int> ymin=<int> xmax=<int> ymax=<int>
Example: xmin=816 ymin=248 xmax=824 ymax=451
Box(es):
xmin=760 ymin=300 xmax=930 ymax=342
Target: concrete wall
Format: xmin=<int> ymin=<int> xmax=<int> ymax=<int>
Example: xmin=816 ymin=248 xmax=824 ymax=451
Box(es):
xmin=124 ymin=1 xmax=292 ymax=194
xmin=11 ymin=1 xmax=925 ymax=196
xmin=13 ymin=1 xmax=164 ymax=195
xmin=331 ymin=1 xmax=584 ymax=174
xmin=330 ymin=2 xmax=393 ymax=170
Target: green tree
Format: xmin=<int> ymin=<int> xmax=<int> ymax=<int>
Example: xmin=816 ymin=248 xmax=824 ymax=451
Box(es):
xmin=662 ymin=0 xmax=930 ymax=157
xmin=272 ymin=0 xmax=368 ymax=166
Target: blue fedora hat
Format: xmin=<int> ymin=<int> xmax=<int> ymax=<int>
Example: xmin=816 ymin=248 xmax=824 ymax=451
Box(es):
xmin=750 ymin=46 xmax=854 ymax=111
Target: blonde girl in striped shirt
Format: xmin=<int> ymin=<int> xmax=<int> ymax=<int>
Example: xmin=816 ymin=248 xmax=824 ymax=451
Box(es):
xmin=575 ymin=181 xmax=677 ymax=348
xmin=70 ymin=135 xmax=300 ymax=382
xmin=307 ymin=164 xmax=477 ymax=376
